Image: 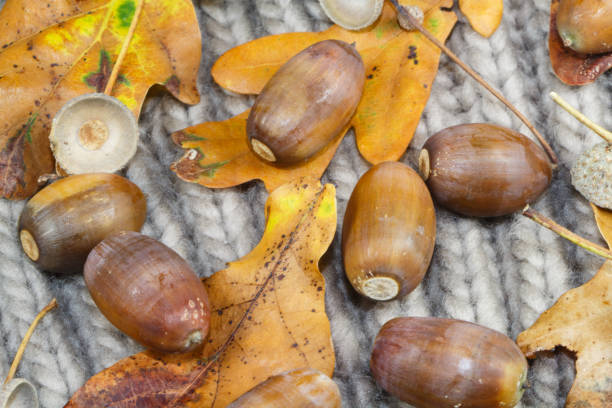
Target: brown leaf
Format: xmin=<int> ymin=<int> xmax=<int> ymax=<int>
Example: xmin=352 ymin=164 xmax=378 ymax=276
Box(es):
xmin=459 ymin=0 xmax=503 ymax=38
xmin=549 ymin=0 xmax=612 ymax=85
xmin=517 ymin=261 xmax=612 ymax=408
xmin=65 ymin=178 xmax=337 ymax=408
xmin=171 ymin=110 xmax=347 ymax=192
xmin=0 ymin=0 xmax=201 ymax=199
xmin=207 ymin=0 xmax=456 ymax=167
xmin=592 ymin=204 xmax=612 ymax=249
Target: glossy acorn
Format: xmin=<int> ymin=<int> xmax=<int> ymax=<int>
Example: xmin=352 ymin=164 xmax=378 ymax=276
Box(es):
xmin=247 ymin=39 xmax=365 ymax=166
xmin=84 ymin=231 xmax=210 ymax=353
xmin=227 ymin=368 xmax=341 ymax=408
xmin=342 ymin=162 xmax=436 ymax=301
xmin=370 ymin=317 xmax=528 ymax=408
xmin=419 ymin=123 xmax=552 ymax=217
xmin=18 ymin=174 xmax=146 ymax=274
xmin=556 ymin=0 xmax=612 ymax=54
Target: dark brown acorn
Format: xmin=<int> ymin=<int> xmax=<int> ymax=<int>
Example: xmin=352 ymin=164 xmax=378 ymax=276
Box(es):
xmin=419 ymin=123 xmax=552 ymax=217
xmin=342 ymin=162 xmax=436 ymax=301
xmin=228 ymin=368 xmax=341 ymax=408
xmin=84 ymin=231 xmax=210 ymax=353
xmin=556 ymin=0 xmax=612 ymax=55
xmin=247 ymin=39 xmax=365 ymax=166
xmin=370 ymin=317 xmax=528 ymax=408
xmin=18 ymin=174 xmax=146 ymax=274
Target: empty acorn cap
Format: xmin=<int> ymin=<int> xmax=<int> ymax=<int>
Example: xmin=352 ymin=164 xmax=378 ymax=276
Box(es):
xmin=0 ymin=379 xmax=38 ymax=408
xmin=49 ymin=93 xmax=138 ymax=175
xmin=319 ymin=0 xmax=383 ymax=30
xmin=571 ymin=142 xmax=612 ymax=210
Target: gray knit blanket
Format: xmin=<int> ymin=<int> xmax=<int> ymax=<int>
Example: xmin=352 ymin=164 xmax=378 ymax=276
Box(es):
xmin=0 ymin=1 xmax=611 ymax=407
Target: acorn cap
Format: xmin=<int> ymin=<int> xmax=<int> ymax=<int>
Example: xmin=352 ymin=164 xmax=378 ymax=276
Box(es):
xmin=571 ymin=142 xmax=612 ymax=210
xmin=319 ymin=0 xmax=383 ymax=30
xmin=49 ymin=93 xmax=138 ymax=175
xmin=0 ymin=379 xmax=38 ymax=408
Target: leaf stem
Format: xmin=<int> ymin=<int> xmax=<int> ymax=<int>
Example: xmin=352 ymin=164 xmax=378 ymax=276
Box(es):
xmin=4 ymin=299 xmax=58 ymax=384
xmin=104 ymin=0 xmax=145 ymax=95
xmin=389 ymin=0 xmax=558 ymax=166
xmin=550 ymin=92 xmax=612 ymax=144
xmin=522 ymin=205 xmax=612 ymax=260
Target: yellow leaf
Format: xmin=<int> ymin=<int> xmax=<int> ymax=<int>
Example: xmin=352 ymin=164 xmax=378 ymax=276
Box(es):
xmin=592 ymin=204 xmax=612 ymax=249
xmin=459 ymin=0 xmax=503 ymax=38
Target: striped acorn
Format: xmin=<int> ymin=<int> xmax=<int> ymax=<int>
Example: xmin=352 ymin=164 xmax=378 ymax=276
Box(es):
xmin=370 ymin=317 xmax=528 ymax=408
xmin=342 ymin=162 xmax=436 ymax=301
xmin=228 ymin=368 xmax=341 ymax=408
xmin=556 ymin=0 xmax=612 ymax=54
xmin=247 ymin=39 xmax=365 ymax=166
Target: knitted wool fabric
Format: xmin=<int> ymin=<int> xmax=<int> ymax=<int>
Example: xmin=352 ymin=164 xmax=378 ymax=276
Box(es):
xmin=0 ymin=1 xmax=610 ymax=407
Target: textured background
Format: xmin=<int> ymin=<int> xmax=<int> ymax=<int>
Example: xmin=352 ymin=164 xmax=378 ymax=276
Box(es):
xmin=0 ymin=0 xmax=611 ymax=407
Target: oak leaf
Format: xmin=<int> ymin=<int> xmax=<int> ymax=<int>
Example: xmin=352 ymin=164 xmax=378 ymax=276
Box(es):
xmin=548 ymin=0 xmax=612 ymax=85
xmin=517 ymin=261 xmax=612 ymax=408
xmin=0 ymin=0 xmax=201 ymax=199
xmin=176 ymin=0 xmax=456 ymax=191
xmin=65 ymin=178 xmax=337 ymax=408
xmin=458 ymin=0 xmax=503 ymax=38
xmin=592 ymin=204 xmax=612 ymax=248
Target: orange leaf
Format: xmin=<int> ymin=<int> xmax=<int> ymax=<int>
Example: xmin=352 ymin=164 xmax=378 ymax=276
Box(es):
xmin=459 ymin=0 xmax=503 ymax=37
xmin=592 ymin=204 xmax=612 ymax=249
xmin=170 ymin=110 xmax=346 ymax=192
xmin=517 ymin=261 xmax=612 ymax=408
xmin=0 ymin=0 xmax=201 ymax=199
xmin=65 ymin=178 xmax=337 ymax=408
xmin=549 ymin=0 xmax=612 ymax=85
xmin=210 ymin=0 xmax=457 ymax=165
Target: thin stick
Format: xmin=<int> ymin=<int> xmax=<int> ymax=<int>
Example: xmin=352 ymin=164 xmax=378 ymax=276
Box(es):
xmin=4 ymin=299 xmax=58 ymax=385
xmin=104 ymin=0 xmax=145 ymax=95
xmin=523 ymin=205 xmax=612 ymax=260
xmin=389 ymin=0 xmax=558 ymax=166
xmin=550 ymin=92 xmax=612 ymax=144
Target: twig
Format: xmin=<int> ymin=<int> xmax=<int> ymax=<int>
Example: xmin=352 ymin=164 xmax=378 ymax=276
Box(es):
xmin=550 ymin=92 xmax=612 ymax=144
xmin=523 ymin=205 xmax=612 ymax=260
xmin=389 ymin=0 xmax=558 ymax=166
xmin=4 ymin=299 xmax=58 ymax=384
xmin=104 ymin=0 xmax=145 ymax=95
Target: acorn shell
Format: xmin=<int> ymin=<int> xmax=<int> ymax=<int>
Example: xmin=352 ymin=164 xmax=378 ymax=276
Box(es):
xmin=342 ymin=162 xmax=436 ymax=301
xmin=84 ymin=232 xmax=210 ymax=353
xmin=370 ymin=317 xmax=528 ymax=408
xmin=18 ymin=173 xmax=146 ymax=274
xmin=556 ymin=0 xmax=612 ymax=54
xmin=247 ymin=39 xmax=365 ymax=166
xmin=228 ymin=368 xmax=341 ymax=408
xmin=419 ymin=123 xmax=552 ymax=217
xmin=319 ymin=0 xmax=383 ymax=30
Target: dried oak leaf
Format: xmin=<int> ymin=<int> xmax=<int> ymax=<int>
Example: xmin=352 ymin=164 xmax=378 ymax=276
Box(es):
xmin=65 ymin=178 xmax=337 ymax=408
xmin=592 ymin=204 xmax=612 ymax=248
xmin=198 ymin=0 xmax=456 ymax=173
xmin=517 ymin=261 xmax=612 ymax=408
xmin=458 ymin=0 xmax=503 ymax=38
xmin=0 ymin=0 xmax=201 ymax=199
xmin=549 ymin=0 xmax=612 ymax=85
xmin=171 ymin=111 xmax=347 ymax=192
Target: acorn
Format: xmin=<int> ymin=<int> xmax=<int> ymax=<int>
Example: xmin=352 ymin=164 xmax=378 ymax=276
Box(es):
xmin=247 ymin=39 xmax=365 ymax=166
xmin=370 ymin=317 xmax=528 ymax=408
xmin=319 ymin=0 xmax=383 ymax=30
xmin=18 ymin=173 xmax=146 ymax=274
xmin=556 ymin=0 xmax=612 ymax=55
xmin=342 ymin=162 xmax=436 ymax=301
xmin=419 ymin=123 xmax=552 ymax=217
xmin=84 ymin=231 xmax=210 ymax=353
xmin=227 ymin=368 xmax=341 ymax=408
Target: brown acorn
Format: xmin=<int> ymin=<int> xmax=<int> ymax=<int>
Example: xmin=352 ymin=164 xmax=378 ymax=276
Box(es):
xmin=342 ymin=162 xmax=436 ymax=301
xmin=419 ymin=123 xmax=552 ymax=217
xmin=227 ymin=368 xmax=341 ymax=408
xmin=556 ymin=0 xmax=612 ymax=55
xmin=18 ymin=174 xmax=146 ymax=274
xmin=247 ymin=39 xmax=365 ymax=166
xmin=84 ymin=231 xmax=210 ymax=353
xmin=370 ymin=317 xmax=528 ymax=408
